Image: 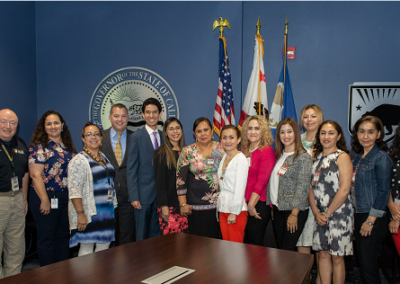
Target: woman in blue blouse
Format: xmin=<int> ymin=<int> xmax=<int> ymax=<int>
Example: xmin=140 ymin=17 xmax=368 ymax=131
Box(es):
xmin=29 ymin=110 xmax=76 ymax=266
xmin=351 ymin=115 xmax=392 ymax=284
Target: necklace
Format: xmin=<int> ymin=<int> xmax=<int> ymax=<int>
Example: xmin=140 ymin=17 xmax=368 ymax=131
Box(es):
xmin=83 ymin=146 xmax=105 ymax=165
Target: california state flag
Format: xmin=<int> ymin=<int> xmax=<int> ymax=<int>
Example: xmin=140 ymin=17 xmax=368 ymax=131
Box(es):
xmin=238 ymin=35 xmax=269 ymax=129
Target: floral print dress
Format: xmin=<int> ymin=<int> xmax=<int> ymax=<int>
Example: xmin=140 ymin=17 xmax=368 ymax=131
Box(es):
xmin=176 ymin=142 xmax=224 ymax=211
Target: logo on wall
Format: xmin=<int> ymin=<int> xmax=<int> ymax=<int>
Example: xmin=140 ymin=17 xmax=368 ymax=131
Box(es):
xmin=89 ymin=67 xmax=179 ymax=133
xmin=348 ymin=82 xmax=400 ymax=142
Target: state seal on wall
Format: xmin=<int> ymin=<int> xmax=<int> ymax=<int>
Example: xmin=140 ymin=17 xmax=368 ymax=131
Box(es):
xmin=348 ymin=82 xmax=400 ymax=142
xmin=89 ymin=67 xmax=179 ymax=133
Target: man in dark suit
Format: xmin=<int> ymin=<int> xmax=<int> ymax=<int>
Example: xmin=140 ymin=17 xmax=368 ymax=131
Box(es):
xmin=101 ymin=103 xmax=135 ymax=245
xmin=127 ymin=98 xmax=162 ymax=241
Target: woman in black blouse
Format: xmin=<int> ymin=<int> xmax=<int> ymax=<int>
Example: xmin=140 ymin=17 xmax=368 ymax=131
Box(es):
xmin=388 ymin=124 xmax=400 ymax=255
xmin=153 ymin=117 xmax=188 ymax=235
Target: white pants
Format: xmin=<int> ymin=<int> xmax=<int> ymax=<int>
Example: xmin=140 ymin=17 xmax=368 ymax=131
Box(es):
xmin=78 ymin=242 xmax=111 ymax=256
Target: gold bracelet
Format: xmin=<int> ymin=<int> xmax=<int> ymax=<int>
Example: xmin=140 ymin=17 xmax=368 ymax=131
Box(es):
xmin=290 ymin=213 xmax=298 ymax=218
xmin=76 ymin=210 xmax=85 ymax=215
xmin=180 ymin=203 xmax=187 ymax=207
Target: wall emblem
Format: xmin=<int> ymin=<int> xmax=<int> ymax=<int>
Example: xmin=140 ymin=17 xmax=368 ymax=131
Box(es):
xmin=89 ymin=67 xmax=179 ymax=132
xmin=348 ymin=82 xmax=400 ymax=142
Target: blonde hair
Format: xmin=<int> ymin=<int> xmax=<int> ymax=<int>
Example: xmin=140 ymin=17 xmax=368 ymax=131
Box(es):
xmin=241 ymin=115 xmax=273 ymax=156
xmin=300 ymin=104 xmax=324 ymax=129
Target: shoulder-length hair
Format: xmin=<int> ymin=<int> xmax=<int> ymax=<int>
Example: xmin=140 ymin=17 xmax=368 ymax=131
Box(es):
xmin=299 ymin=104 xmax=324 ymax=130
xmin=275 ymin=117 xmax=304 ymax=160
xmin=30 ymin=110 xmax=75 ymax=152
xmin=241 ymin=115 xmax=273 ymax=156
xmin=154 ymin=117 xmax=186 ymax=169
xmin=314 ymin=120 xmax=349 ymax=157
xmin=351 ymin=115 xmax=387 ymax=154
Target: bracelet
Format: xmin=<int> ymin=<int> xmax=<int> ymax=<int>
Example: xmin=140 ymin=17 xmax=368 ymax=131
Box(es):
xmin=180 ymin=203 xmax=187 ymax=207
xmin=76 ymin=210 xmax=85 ymax=215
xmin=290 ymin=213 xmax=298 ymax=218
xmin=366 ymin=221 xmax=374 ymax=226
xmin=322 ymin=213 xmax=329 ymax=219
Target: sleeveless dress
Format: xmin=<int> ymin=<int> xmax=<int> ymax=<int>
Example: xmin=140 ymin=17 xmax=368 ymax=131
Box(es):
xmin=70 ymin=153 xmax=116 ymax=246
xmin=296 ymin=133 xmax=315 ymax=247
xmin=312 ymin=150 xmax=353 ymax=256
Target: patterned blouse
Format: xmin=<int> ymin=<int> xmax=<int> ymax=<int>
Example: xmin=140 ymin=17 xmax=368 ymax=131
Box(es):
xmin=176 ymin=141 xmax=224 ymax=210
xmin=392 ymin=158 xmax=400 ymax=201
xmin=29 ymin=140 xmax=75 ymax=192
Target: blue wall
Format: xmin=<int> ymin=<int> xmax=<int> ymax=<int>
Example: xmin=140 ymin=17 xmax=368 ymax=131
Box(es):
xmin=2 ymin=1 xmax=400 ymax=146
xmin=0 ymin=2 xmax=37 ymax=143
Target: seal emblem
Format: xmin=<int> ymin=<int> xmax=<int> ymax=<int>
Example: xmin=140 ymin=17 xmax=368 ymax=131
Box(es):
xmin=89 ymin=67 xmax=179 ymax=133
xmin=348 ymin=82 xmax=400 ymax=142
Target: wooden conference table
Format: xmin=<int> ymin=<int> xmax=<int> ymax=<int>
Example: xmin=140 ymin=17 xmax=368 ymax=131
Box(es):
xmin=1 ymin=233 xmax=313 ymax=284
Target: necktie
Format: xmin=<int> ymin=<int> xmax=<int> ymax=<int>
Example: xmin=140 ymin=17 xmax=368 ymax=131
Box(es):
xmin=153 ymin=131 xmax=159 ymax=149
xmin=115 ymin=132 xmax=123 ymax=165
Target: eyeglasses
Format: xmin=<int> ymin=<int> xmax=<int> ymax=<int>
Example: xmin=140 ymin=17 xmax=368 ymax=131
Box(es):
xmin=0 ymin=120 xmax=17 ymax=127
xmin=167 ymin=126 xmax=181 ymax=132
xmin=85 ymin=132 xmax=101 ymax=137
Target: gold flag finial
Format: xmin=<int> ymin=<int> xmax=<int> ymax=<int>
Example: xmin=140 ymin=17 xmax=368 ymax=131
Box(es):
xmin=256 ymin=16 xmax=261 ymax=36
xmin=285 ymin=16 xmax=288 ymax=35
xmin=213 ymin=17 xmax=230 ymax=37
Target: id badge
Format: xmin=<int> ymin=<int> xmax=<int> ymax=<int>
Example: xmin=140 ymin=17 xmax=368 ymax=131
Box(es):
xmin=206 ymin=158 xmax=214 ymax=166
xmin=107 ymin=189 xmax=114 ymax=202
xmin=51 ymin=198 xmax=58 ymax=209
xmin=351 ymin=171 xmax=356 ymax=184
xmin=313 ymin=171 xmax=320 ymax=183
xmin=11 ymin=176 xmax=19 ymax=191
xmin=278 ymin=166 xmax=288 ymax=176
xmin=247 ymin=157 xmax=251 ymax=167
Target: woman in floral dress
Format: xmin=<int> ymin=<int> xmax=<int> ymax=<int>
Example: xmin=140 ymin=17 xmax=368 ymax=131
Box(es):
xmin=309 ymin=120 xmax=353 ymax=284
xmin=177 ymin=117 xmax=224 ymax=238
xmin=29 ymin=110 xmax=76 ymax=266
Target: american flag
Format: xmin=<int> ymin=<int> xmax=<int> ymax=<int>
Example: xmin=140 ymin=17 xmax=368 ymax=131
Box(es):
xmin=213 ymin=37 xmax=235 ymax=137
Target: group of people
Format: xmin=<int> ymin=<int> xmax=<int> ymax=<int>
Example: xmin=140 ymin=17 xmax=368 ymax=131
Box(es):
xmin=0 ymin=100 xmax=399 ymax=284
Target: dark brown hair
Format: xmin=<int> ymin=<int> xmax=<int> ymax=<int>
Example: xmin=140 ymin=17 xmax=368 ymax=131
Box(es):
xmin=153 ymin=117 xmax=186 ymax=169
xmin=314 ymin=120 xmax=349 ymax=157
xmin=274 ymin=117 xmax=304 ymax=160
xmin=220 ymin=125 xmax=241 ymax=150
xmin=351 ymin=115 xmax=387 ymax=154
xmin=30 ymin=110 xmax=75 ymax=152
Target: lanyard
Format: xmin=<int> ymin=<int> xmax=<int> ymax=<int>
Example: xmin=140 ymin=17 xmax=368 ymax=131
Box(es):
xmin=1 ymin=143 xmax=15 ymax=175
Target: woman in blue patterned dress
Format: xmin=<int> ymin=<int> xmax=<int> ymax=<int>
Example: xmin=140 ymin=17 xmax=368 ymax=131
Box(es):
xmin=68 ymin=122 xmax=117 ymax=256
xmin=29 ymin=110 xmax=76 ymax=266
xmin=309 ymin=120 xmax=353 ymax=284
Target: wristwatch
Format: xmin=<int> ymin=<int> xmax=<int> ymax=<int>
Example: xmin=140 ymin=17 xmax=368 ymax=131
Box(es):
xmin=366 ymin=221 xmax=374 ymax=226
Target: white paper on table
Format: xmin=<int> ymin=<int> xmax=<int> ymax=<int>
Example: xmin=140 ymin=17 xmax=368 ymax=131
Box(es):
xmin=141 ymin=266 xmax=195 ymax=284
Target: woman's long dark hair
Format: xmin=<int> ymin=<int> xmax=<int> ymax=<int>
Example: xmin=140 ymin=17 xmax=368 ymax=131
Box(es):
xmin=389 ymin=123 xmax=400 ymax=161
xmin=30 ymin=110 xmax=75 ymax=152
xmin=154 ymin=117 xmax=186 ymax=169
xmin=313 ymin=120 xmax=349 ymax=157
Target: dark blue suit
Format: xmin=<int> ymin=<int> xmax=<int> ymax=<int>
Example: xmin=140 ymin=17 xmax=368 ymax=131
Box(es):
xmin=127 ymin=126 xmax=162 ymax=240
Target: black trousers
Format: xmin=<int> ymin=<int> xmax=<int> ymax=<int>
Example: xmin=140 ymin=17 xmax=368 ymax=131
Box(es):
xmin=354 ymin=212 xmax=389 ymax=284
xmin=29 ymin=190 xmax=70 ymax=266
xmin=244 ymin=201 xmax=271 ymax=246
xmin=188 ymin=208 xmax=220 ymax=239
xmin=115 ymin=201 xmax=136 ymax=245
xmin=272 ymin=206 xmax=309 ymax=252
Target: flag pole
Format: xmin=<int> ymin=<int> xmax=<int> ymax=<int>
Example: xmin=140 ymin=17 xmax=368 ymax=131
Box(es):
xmin=256 ymin=17 xmax=262 ymax=116
xmin=283 ymin=16 xmax=288 ymax=85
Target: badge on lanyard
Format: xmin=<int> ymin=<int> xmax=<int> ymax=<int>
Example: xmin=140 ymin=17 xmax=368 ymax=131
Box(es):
xmin=206 ymin=157 xmax=214 ymax=166
xmin=247 ymin=157 xmax=251 ymax=167
xmin=351 ymin=171 xmax=356 ymax=184
xmin=313 ymin=171 xmax=320 ymax=183
xmin=51 ymin=197 xmax=59 ymax=209
xmin=278 ymin=166 xmax=288 ymax=176
xmin=11 ymin=176 xmax=19 ymax=192
xmin=107 ymin=189 xmax=114 ymax=202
